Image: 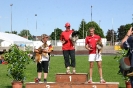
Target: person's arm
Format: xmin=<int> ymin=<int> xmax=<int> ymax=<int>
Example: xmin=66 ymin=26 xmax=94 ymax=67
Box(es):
xmin=34 ymin=47 xmax=39 ymax=53
xmin=85 ymin=37 xmax=92 ymax=50
xmin=60 ymin=32 xmax=67 ymax=44
xmin=121 ymin=27 xmax=133 ymax=48
xmin=43 ymin=50 xmax=51 ymax=53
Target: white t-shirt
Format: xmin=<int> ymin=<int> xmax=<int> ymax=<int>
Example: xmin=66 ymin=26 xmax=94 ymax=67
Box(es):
xmin=34 ymin=42 xmax=50 ymax=61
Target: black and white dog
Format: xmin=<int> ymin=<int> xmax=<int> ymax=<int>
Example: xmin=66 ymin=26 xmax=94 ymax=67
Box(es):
xmin=70 ymin=31 xmax=79 ymax=46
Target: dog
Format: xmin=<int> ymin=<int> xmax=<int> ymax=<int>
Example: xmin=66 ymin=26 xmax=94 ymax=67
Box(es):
xmin=96 ymin=40 xmax=103 ymax=54
xmin=70 ymin=31 xmax=79 ymax=46
xmin=35 ymin=47 xmax=43 ymax=63
xmin=35 ymin=45 xmax=53 ymax=63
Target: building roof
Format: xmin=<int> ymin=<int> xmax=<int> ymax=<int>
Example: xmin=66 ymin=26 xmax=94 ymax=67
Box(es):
xmin=0 ymin=32 xmax=33 ymax=45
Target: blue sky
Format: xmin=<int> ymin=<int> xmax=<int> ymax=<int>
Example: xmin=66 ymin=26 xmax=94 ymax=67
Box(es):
xmin=0 ymin=0 xmax=133 ymax=36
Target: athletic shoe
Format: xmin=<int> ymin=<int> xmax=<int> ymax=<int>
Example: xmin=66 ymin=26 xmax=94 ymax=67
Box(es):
xmin=66 ymin=69 xmax=71 ymax=74
xmin=35 ymin=78 xmax=41 ymax=83
xmin=88 ymin=79 xmax=93 ymax=83
xmin=44 ymin=79 xmax=47 ymax=83
xmin=72 ymin=69 xmax=76 ymax=74
xmin=100 ymin=79 xmax=106 ymax=83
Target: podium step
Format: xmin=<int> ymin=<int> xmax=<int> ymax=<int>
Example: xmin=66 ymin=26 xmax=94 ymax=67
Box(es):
xmin=25 ymin=82 xmax=71 ymax=88
xmin=25 ymin=82 xmax=119 ymax=88
xmin=72 ymin=82 xmax=119 ymax=88
xmin=55 ymin=73 xmax=88 ymax=83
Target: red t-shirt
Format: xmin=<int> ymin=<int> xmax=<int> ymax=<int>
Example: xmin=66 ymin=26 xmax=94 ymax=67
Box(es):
xmin=85 ymin=34 xmax=101 ymax=54
xmin=60 ymin=30 xmax=74 ymax=50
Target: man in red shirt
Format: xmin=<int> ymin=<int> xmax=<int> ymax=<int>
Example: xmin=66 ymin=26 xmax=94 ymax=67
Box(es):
xmin=85 ymin=27 xmax=105 ymax=83
xmin=60 ymin=22 xmax=76 ymax=74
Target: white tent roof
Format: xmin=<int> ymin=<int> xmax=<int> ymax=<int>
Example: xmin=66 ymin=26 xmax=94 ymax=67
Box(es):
xmin=0 ymin=32 xmax=33 ymax=45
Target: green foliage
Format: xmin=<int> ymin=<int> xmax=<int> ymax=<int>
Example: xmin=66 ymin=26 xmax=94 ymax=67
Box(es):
xmin=18 ymin=29 xmax=33 ymax=40
xmin=86 ymin=21 xmax=104 ymax=38
xmin=114 ymin=49 xmax=129 ymax=60
xmin=50 ymin=28 xmax=63 ymax=40
xmin=117 ymin=24 xmax=132 ymax=40
xmin=3 ymin=45 xmax=30 ymax=81
xmin=114 ymin=48 xmax=130 ymax=81
xmin=106 ymin=29 xmax=117 ymax=42
xmin=5 ymin=31 xmax=17 ymax=34
xmin=78 ymin=20 xmax=87 ymax=39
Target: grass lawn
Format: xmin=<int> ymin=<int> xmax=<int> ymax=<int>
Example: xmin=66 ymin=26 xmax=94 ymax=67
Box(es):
xmin=0 ymin=55 xmax=126 ymax=88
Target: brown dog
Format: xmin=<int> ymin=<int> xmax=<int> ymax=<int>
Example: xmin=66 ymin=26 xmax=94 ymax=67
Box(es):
xmin=35 ymin=44 xmax=53 ymax=63
xmin=96 ymin=40 xmax=103 ymax=53
xmin=35 ymin=47 xmax=43 ymax=63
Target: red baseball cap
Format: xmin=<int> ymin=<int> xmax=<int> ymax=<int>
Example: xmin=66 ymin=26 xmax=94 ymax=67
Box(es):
xmin=65 ymin=22 xmax=71 ymax=27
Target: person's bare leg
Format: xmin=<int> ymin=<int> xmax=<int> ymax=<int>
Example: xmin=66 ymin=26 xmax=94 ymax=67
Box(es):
xmin=44 ymin=73 xmax=47 ymax=79
xmin=38 ymin=72 xmax=42 ymax=79
xmin=44 ymin=73 xmax=48 ymax=82
xmin=97 ymin=61 xmax=102 ymax=78
xmin=97 ymin=61 xmax=105 ymax=83
xmin=88 ymin=62 xmax=94 ymax=83
xmin=37 ymin=72 xmax=42 ymax=82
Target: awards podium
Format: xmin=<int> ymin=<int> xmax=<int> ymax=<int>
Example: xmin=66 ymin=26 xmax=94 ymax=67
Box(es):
xmin=26 ymin=73 xmax=119 ymax=88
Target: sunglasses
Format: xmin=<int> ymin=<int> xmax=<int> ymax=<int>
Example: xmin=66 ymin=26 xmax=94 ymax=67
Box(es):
xmin=43 ymin=37 xmax=48 ymax=39
xmin=65 ymin=26 xmax=70 ymax=27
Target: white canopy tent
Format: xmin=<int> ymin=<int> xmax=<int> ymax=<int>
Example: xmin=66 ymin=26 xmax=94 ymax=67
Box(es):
xmin=0 ymin=32 xmax=33 ymax=47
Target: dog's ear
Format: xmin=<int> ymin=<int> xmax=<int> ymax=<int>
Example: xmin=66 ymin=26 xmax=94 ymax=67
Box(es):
xmin=72 ymin=31 xmax=79 ymax=37
xmin=74 ymin=31 xmax=79 ymax=35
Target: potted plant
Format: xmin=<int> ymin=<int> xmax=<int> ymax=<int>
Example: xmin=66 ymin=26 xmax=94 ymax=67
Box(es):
xmin=3 ymin=44 xmax=30 ymax=88
xmin=114 ymin=49 xmax=131 ymax=88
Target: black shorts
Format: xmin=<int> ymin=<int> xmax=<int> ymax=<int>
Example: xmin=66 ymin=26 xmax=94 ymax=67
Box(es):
xmin=37 ymin=61 xmax=49 ymax=73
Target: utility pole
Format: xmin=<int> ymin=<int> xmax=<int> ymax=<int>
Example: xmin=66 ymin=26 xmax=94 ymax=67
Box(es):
xmin=82 ymin=19 xmax=84 ymax=39
xmin=54 ymin=29 xmax=56 ymax=46
xmin=99 ymin=20 xmax=101 ymax=27
xmin=35 ymin=14 xmax=37 ymax=41
xmin=27 ymin=18 xmax=28 ymax=39
xmin=91 ymin=5 xmax=92 ymax=21
xmin=10 ymin=4 xmax=13 ymax=33
xmin=112 ymin=18 xmax=114 ymax=46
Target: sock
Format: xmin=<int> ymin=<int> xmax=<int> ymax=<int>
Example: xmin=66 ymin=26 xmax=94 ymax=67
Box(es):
xmin=90 ymin=77 xmax=92 ymax=80
xmin=44 ymin=79 xmax=47 ymax=83
xmin=67 ymin=67 xmax=70 ymax=70
xmin=100 ymin=77 xmax=103 ymax=80
xmin=73 ymin=68 xmax=75 ymax=70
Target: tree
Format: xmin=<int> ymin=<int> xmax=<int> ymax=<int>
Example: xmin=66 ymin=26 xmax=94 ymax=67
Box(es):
xmin=106 ymin=29 xmax=112 ymax=41
xmin=50 ymin=28 xmax=62 ymax=40
xmin=85 ymin=21 xmax=104 ymax=38
xmin=5 ymin=31 xmax=17 ymax=34
xmin=78 ymin=20 xmax=87 ymax=39
xmin=18 ymin=29 xmax=33 ymax=40
xmin=106 ymin=29 xmax=117 ymax=45
xmin=131 ymin=23 xmax=133 ymax=27
xmin=117 ymin=24 xmax=131 ymax=41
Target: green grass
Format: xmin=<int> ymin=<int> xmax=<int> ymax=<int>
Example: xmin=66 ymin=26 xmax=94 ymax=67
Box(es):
xmin=0 ymin=55 xmax=126 ymax=88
